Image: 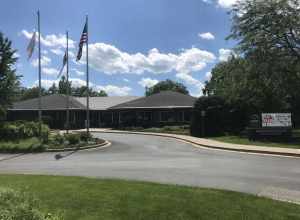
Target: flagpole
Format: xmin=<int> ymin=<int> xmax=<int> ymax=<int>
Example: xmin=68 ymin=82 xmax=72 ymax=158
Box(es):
xmin=66 ymin=31 xmax=70 ymax=134
xmin=86 ymin=15 xmax=90 ymax=134
xmin=37 ymin=10 xmax=42 ymax=137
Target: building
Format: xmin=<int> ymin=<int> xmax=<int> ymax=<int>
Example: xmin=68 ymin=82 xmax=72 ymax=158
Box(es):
xmin=8 ymin=91 xmax=197 ymax=129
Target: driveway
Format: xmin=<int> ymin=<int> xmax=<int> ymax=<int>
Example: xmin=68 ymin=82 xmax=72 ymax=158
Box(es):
xmin=0 ymin=133 xmax=299 ymax=203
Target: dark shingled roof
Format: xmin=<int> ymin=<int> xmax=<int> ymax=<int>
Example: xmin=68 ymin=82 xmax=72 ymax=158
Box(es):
xmin=10 ymin=94 xmax=140 ymax=111
xmin=10 ymin=94 xmax=86 ymax=110
xmin=110 ymin=91 xmax=197 ymax=109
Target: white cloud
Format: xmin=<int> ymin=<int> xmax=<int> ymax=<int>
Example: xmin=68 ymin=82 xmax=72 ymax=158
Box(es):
xmin=21 ymin=30 xmax=75 ymax=49
xmin=96 ymin=85 xmax=132 ymax=96
xmin=176 ymin=73 xmax=204 ymax=97
xmin=42 ymin=67 xmax=59 ymax=76
xmin=138 ymin=77 xmax=159 ymax=88
xmin=86 ymin=43 xmax=215 ymax=75
xmin=50 ymin=48 xmax=64 ymax=56
xmin=219 ymin=48 xmax=234 ymax=62
xmin=31 ymin=56 xmax=51 ymax=67
xmin=198 ymin=32 xmax=215 ymax=40
xmin=72 ymin=68 xmax=85 ymax=76
xmin=217 ymin=0 xmax=237 ymax=8
xmin=201 ymin=0 xmax=238 ymax=9
xmin=205 ymin=71 xmax=212 ymax=80
xmin=123 ymin=78 xmax=129 ymax=82
xmin=13 ymin=52 xmax=20 ymax=58
xmin=34 ymin=79 xmax=58 ymax=89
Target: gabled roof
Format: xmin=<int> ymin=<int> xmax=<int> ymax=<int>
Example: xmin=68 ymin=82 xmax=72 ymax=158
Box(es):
xmin=10 ymin=94 xmax=140 ymax=111
xmin=110 ymin=91 xmax=197 ymax=110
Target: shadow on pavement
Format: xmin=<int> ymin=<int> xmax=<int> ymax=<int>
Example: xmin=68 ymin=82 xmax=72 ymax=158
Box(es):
xmin=0 ymin=153 xmax=27 ymax=162
xmin=54 ymin=150 xmax=78 ymax=160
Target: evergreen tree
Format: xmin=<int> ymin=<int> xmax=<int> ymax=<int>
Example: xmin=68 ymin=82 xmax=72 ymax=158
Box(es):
xmin=0 ymin=32 xmax=20 ymax=119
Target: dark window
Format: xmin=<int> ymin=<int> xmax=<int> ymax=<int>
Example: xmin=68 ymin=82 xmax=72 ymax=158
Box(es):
xmin=160 ymin=111 xmax=174 ymax=122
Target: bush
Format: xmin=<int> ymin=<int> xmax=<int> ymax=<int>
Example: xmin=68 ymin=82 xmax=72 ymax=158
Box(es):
xmin=0 ymin=187 xmax=61 ymax=220
xmin=191 ymin=96 xmax=228 ymax=137
xmin=64 ymin=133 xmax=80 ymax=145
xmin=79 ymin=132 xmax=93 ymax=142
xmin=0 ymin=121 xmax=49 ymax=141
xmin=53 ymin=133 xmax=65 ymax=145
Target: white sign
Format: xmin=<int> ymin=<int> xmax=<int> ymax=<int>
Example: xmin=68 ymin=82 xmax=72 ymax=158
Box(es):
xmin=261 ymin=113 xmax=292 ymax=127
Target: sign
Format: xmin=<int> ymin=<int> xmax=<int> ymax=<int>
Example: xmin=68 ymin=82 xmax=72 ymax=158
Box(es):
xmin=261 ymin=113 xmax=292 ymax=127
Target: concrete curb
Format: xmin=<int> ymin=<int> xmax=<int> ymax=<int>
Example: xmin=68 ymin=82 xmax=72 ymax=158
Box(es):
xmin=46 ymin=140 xmax=111 ymax=152
xmin=93 ymin=130 xmax=300 ymax=158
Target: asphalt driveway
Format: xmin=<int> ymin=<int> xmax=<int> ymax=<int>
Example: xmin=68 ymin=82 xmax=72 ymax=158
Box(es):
xmin=0 ymin=133 xmax=299 ymax=203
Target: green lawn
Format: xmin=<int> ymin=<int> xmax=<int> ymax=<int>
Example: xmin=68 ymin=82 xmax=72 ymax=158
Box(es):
xmin=117 ymin=125 xmax=190 ymax=135
xmin=0 ymin=174 xmax=299 ymax=220
xmin=211 ymin=135 xmax=300 ymax=149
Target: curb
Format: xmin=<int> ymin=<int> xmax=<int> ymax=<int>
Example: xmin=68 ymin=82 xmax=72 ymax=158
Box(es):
xmin=93 ymin=130 xmax=300 ymax=158
xmin=46 ymin=140 xmax=111 ymax=152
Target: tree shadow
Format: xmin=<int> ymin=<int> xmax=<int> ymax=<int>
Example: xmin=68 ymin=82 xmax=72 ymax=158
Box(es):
xmin=54 ymin=149 xmax=78 ymax=160
xmin=0 ymin=153 xmax=27 ymax=163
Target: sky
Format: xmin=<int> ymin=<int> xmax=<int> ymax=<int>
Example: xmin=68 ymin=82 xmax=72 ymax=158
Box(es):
xmin=0 ymin=0 xmax=238 ymax=96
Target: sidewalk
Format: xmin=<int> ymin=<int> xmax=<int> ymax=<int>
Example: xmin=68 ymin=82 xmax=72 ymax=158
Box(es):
xmin=81 ymin=128 xmax=300 ymax=157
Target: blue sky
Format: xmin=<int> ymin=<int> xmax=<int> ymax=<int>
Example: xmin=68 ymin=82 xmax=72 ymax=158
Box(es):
xmin=0 ymin=0 xmax=237 ymax=96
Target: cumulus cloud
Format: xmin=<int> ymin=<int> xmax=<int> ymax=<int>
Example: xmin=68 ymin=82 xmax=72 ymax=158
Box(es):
xmin=205 ymin=71 xmax=212 ymax=80
xmin=217 ymin=0 xmax=237 ymax=8
xmin=176 ymin=73 xmax=204 ymax=97
xmin=33 ymin=78 xmax=132 ymax=96
xmin=42 ymin=67 xmax=59 ymax=76
xmin=138 ymin=77 xmax=159 ymax=88
xmin=85 ymin=43 xmax=215 ymax=75
xmin=50 ymin=48 xmax=64 ymax=56
xmin=198 ymin=32 xmax=215 ymax=40
xmin=21 ymin=30 xmax=75 ymax=49
xmin=72 ymin=68 xmax=85 ymax=76
xmin=219 ymin=48 xmax=234 ymax=62
xmin=96 ymin=85 xmax=132 ymax=96
xmin=31 ymin=56 xmax=51 ymax=67
xmin=201 ymin=0 xmax=238 ymax=8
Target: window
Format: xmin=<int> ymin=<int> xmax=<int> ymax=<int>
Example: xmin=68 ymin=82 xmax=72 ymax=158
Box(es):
xmin=160 ymin=111 xmax=174 ymax=122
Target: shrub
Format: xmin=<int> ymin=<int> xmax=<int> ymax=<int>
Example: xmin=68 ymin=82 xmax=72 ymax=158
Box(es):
xmin=191 ymin=96 xmax=228 ymax=137
xmin=64 ymin=133 xmax=80 ymax=145
xmin=0 ymin=187 xmax=61 ymax=220
xmin=79 ymin=132 xmax=93 ymax=142
xmin=40 ymin=124 xmax=50 ymax=143
xmin=0 ymin=121 xmax=49 ymax=141
xmin=53 ymin=133 xmax=65 ymax=145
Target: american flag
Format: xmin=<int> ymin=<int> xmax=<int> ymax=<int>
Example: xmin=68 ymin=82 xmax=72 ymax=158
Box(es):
xmin=76 ymin=22 xmax=88 ymax=61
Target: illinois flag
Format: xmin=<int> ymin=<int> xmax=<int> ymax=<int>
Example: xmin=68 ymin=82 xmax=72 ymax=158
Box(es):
xmin=27 ymin=31 xmax=36 ymax=60
xmin=76 ymin=21 xmax=87 ymax=61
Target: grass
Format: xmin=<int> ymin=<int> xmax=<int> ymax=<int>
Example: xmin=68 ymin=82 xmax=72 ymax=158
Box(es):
xmin=211 ymin=135 xmax=300 ymax=149
xmin=0 ymin=174 xmax=299 ymax=220
xmin=118 ymin=125 xmax=190 ymax=135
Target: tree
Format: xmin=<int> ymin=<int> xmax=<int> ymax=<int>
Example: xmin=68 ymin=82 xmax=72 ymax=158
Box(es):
xmin=229 ymin=0 xmax=300 ymax=60
xmin=58 ymin=76 xmax=71 ymax=95
xmin=0 ymin=33 xmax=20 ymax=119
xmin=145 ymin=79 xmax=189 ymax=96
xmin=204 ymin=0 xmax=300 ymax=128
xmin=72 ymin=86 xmax=108 ymax=97
xmin=48 ymin=83 xmax=58 ymax=95
xmin=19 ymin=87 xmax=48 ymax=101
